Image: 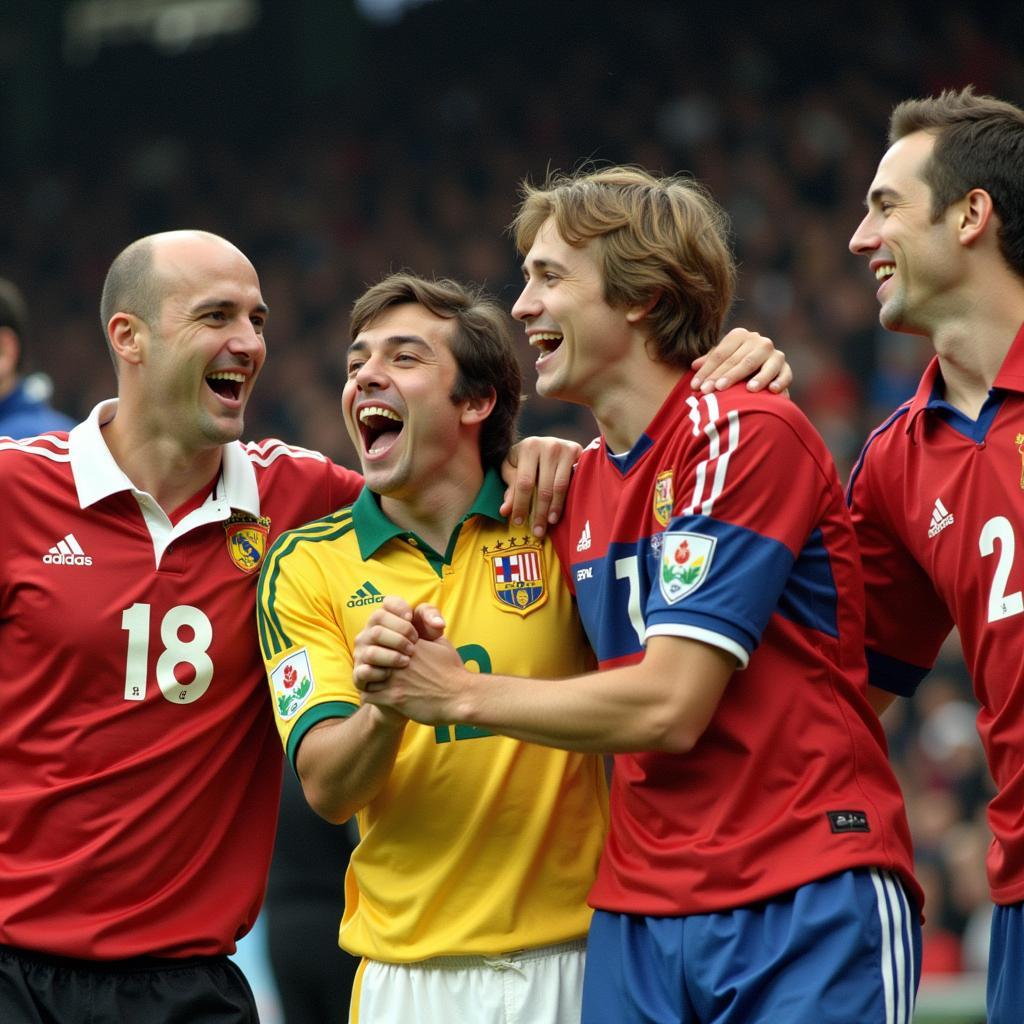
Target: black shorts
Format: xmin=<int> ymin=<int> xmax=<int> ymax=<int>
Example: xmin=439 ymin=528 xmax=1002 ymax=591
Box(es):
xmin=0 ymin=945 xmax=259 ymax=1024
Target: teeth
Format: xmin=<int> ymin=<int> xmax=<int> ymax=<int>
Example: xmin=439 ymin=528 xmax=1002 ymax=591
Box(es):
xmin=875 ymin=265 xmax=895 ymax=282
xmin=207 ymin=371 xmax=246 ymax=382
xmin=529 ymin=332 xmax=563 ymax=348
xmin=359 ymin=406 xmax=402 ymax=424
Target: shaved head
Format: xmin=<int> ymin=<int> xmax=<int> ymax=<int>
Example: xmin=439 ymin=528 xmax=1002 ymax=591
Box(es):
xmin=99 ymin=231 xmax=254 ymax=373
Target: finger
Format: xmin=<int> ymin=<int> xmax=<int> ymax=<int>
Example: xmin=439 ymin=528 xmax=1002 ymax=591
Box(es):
xmin=690 ymin=328 xmax=747 ymax=388
xmin=379 ymin=595 xmax=414 ymax=619
xmin=353 ymin=659 xmax=403 ymax=691
xmin=745 ymin=351 xmax=791 ymax=393
xmin=412 ymin=604 xmax=447 ymax=641
xmin=358 ymin=624 xmax=416 ymax=657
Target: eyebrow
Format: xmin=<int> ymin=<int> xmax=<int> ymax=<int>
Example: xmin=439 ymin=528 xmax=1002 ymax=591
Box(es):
xmin=347 ymin=334 xmax=432 ymax=357
xmin=522 ymin=257 xmax=571 ymax=275
xmin=865 ymin=186 xmax=900 ymax=209
xmin=191 ymin=298 xmax=270 ymax=317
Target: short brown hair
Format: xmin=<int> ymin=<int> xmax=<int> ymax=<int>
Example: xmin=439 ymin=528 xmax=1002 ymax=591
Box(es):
xmin=350 ymin=273 xmax=522 ymax=468
xmin=889 ymin=86 xmax=1024 ymax=277
xmin=512 ymin=166 xmax=736 ymax=363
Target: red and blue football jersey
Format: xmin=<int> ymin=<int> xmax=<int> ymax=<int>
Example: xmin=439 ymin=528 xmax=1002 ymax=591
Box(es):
xmin=848 ymin=321 xmax=1024 ymax=905
xmin=553 ymin=373 xmax=920 ymax=917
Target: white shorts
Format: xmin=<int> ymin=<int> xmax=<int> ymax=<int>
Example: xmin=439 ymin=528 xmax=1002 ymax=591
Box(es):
xmin=349 ymin=939 xmax=587 ymax=1024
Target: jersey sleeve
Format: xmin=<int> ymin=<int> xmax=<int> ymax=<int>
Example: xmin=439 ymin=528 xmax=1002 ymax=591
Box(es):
xmin=257 ymin=530 xmax=359 ymax=771
xmin=847 ymin=439 xmax=950 ymax=696
xmin=644 ymin=401 xmax=837 ymax=666
xmin=327 ymin=460 xmax=364 ymax=508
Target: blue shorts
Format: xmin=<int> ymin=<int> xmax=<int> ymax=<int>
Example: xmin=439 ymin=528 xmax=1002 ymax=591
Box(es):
xmin=582 ymin=869 xmax=920 ymax=1024
xmin=988 ymin=901 xmax=1023 ymax=1024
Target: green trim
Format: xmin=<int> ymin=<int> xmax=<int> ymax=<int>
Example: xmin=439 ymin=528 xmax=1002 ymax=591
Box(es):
xmin=351 ymin=468 xmax=507 ymax=577
xmin=258 ymin=510 xmax=355 ymax=659
xmin=285 ymin=700 xmax=359 ymax=771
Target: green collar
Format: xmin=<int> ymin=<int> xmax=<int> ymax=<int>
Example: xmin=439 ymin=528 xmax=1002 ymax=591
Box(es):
xmin=352 ymin=467 xmax=506 ymax=570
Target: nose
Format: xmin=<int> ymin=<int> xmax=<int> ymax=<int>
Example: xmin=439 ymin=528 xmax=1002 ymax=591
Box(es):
xmin=848 ymin=213 xmax=879 ymax=256
xmin=511 ymin=280 xmax=539 ymax=322
xmin=352 ymin=353 xmax=387 ymax=391
xmin=228 ymin=317 xmax=266 ymax=359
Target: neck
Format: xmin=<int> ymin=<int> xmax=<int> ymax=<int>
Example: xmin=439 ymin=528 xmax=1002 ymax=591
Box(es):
xmin=102 ymin=403 xmax=224 ymax=515
xmin=591 ymin=362 xmax=685 ymax=454
xmin=379 ymin=461 xmax=486 ymax=554
xmin=931 ymin=280 xmax=1024 ymax=418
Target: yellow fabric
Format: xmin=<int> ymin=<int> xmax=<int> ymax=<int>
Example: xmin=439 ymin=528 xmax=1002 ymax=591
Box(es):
xmin=258 ymin=486 xmax=607 ymax=961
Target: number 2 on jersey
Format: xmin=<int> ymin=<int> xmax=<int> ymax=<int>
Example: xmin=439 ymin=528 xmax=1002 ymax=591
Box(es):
xmin=980 ymin=516 xmax=1024 ymax=622
xmin=121 ymin=603 xmax=214 ymax=703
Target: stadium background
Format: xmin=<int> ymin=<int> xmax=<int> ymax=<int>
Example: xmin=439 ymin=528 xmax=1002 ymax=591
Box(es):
xmin=2 ymin=1 xmax=1022 ymax=1020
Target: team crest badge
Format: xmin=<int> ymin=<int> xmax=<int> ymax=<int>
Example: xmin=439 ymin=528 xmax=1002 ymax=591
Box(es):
xmin=653 ymin=470 xmax=674 ymax=527
xmin=271 ymin=648 xmax=315 ymax=720
xmin=224 ymin=513 xmax=271 ymax=574
xmin=660 ymin=532 xmax=715 ymax=604
xmin=484 ymin=538 xmax=548 ymax=617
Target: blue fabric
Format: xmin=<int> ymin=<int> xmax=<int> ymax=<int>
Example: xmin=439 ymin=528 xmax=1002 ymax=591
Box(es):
xmin=988 ymin=902 xmax=1024 ymax=1024
xmin=0 ymin=379 xmax=75 ymax=438
xmin=582 ymin=869 xmax=921 ymax=1024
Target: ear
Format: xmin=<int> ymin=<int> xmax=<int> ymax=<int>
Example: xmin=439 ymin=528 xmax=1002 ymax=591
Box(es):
xmin=460 ymin=387 xmax=497 ymax=426
xmin=625 ymin=290 xmax=662 ymax=324
xmin=956 ymin=188 xmax=995 ymax=247
xmin=0 ymin=325 xmax=19 ymax=381
xmin=107 ymin=312 xmax=147 ymax=367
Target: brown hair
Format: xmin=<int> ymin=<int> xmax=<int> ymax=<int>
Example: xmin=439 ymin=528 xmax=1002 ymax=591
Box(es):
xmin=889 ymin=86 xmax=1024 ymax=277
xmin=350 ymin=273 xmax=522 ymax=467
xmin=512 ymin=166 xmax=735 ymax=363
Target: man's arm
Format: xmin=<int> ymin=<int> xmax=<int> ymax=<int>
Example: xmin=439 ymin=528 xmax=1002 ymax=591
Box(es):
xmin=357 ymin=609 xmax=734 ymax=754
xmin=295 ymin=706 xmax=407 ymax=824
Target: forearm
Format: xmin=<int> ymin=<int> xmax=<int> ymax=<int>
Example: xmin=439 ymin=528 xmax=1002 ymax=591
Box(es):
xmin=295 ymin=705 xmax=407 ymax=823
xmin=449 ymin=658 xmax=721 ymax=755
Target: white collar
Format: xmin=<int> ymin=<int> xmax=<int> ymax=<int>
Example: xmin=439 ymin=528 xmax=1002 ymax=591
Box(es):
xmin=68 ymin=399 xmax=262 ymax=565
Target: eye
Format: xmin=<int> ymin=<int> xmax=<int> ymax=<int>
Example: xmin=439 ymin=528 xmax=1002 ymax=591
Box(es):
xmin=347 ymin=360 xmax=364 ymax=376
xmin=251 ymin=316 xmax=266 ymax=332
xmin=206 ymin=310 xmax=228 ymax=322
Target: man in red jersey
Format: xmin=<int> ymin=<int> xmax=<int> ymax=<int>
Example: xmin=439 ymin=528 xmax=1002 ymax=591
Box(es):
xmin=355 ymin=168 xmax=922 ymax=1024
xmin=843 ymin=88 xmax=1024 ymax=1024
xmin=0 ymin=229 xmax=583 ymax=1024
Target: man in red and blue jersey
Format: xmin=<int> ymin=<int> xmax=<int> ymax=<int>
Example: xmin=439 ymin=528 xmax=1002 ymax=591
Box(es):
xmin=356 ymin=167 xmax=923 ymax=1024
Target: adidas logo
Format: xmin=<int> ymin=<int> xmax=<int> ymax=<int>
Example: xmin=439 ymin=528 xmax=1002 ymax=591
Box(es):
xmin=576 ymin=520 xmax=592 ymax=552
xmin=347 ymin=580 xmax=384 ymax=608
xmin=928 ymin=498 xmax=955 ymax=539
xmin=42 ymin=533 xmax=93 ymax=566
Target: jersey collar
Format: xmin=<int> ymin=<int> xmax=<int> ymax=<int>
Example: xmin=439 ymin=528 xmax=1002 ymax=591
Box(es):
xmin=905 ymin=320 xmax=1024 ymax=434
xmin=68 ymin=398 xmax=261 ymax=516
xmin=351 ymin=466 xmax=505 ymax=562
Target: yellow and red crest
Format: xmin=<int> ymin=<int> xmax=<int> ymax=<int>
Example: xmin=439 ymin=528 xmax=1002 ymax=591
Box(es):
xmin=224 ymin=514 xmax=271 ymax=574
xmin=653 ymin=469 xmax=674 ymax=527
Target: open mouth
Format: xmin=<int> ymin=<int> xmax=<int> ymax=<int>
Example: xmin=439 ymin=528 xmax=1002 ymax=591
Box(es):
xmin=358 ymin=405 xmax=404 ymax=456
xmin=874 ymin=265 xmax=895 ymax=283
xmin=530 ymin=332 xmax=564 ymax=357
xmin=206 ymin=371 xmax=245 ymax=402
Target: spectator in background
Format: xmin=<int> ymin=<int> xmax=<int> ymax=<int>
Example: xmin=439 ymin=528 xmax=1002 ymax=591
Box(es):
xmin=0 ymin=277 xmax=75 ymax=437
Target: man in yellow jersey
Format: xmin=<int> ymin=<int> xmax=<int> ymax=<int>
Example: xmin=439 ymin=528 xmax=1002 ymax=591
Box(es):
xmin=256 ymin=273 xmax=608 ymax=1024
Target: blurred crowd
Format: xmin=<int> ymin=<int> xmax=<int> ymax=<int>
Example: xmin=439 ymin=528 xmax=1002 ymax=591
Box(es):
xmin=3 ymin=0 xmax=1021 ymax=985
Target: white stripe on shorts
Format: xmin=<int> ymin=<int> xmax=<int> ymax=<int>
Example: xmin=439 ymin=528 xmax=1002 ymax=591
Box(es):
xmin=870 ymin=868 xmax=917 ymax=1024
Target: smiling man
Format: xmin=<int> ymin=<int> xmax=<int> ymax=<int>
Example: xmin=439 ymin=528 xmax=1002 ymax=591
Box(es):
xmin=356 ymin=169 xmax=923 ymax=1024
xmin=843 ymin=88 xmax=1024 ymax=1024
xmin=0 ymin=230 xmax=367 ymax=1023
xmin=256 ymin=273 xmax=608 ymax=1024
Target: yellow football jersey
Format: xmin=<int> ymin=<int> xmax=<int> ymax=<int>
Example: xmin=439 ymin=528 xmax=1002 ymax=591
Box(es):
xmin=258 ymin=471 xmax=608 ymax=962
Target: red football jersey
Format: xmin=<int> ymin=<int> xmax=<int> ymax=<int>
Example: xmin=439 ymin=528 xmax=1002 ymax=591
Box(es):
xmin=848 ymin=322 xmax=1024 ymax=905
xmin=0 ymin=401 xmax=362 ymax=958
xmin=553 ymin=374 xmax=920 ymax=916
